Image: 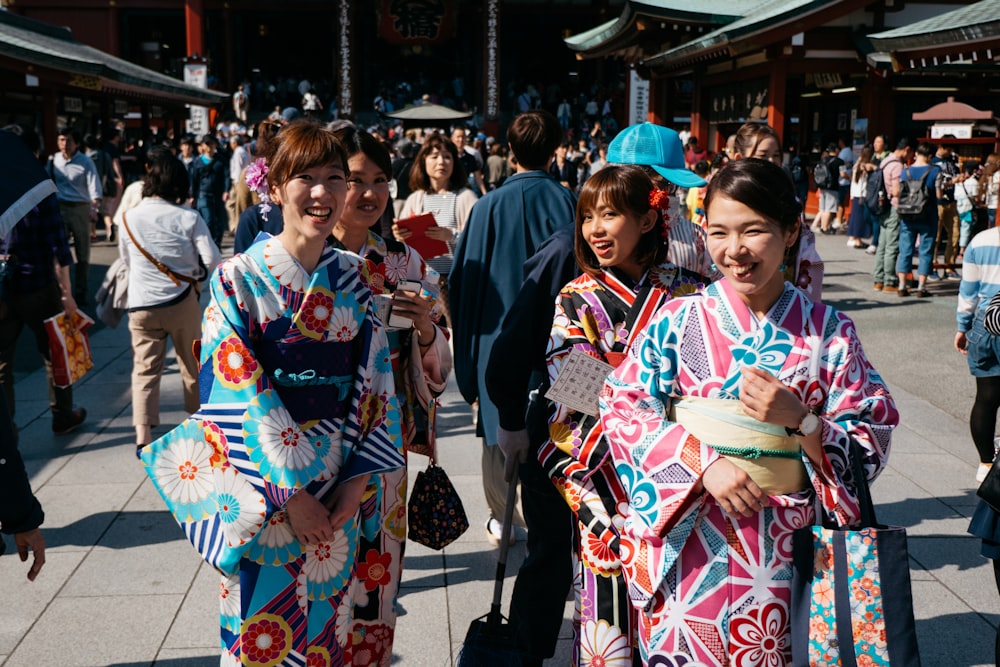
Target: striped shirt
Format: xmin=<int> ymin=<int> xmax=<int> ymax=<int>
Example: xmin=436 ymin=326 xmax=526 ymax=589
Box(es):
xmin=957 ymin=227 xmax=1000 ymax=331
xmin=421 ymin=192 xmax=458 ymax=275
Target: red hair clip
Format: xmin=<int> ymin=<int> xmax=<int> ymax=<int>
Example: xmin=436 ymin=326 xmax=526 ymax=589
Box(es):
xmin=649 ymin=188 xmax=669 ymax=210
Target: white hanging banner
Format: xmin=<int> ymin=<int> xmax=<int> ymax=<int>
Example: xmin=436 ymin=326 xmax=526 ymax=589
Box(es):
xmin=184 ymin=62 xmax=209 ymax=136
xmin=628 ymin=69 xmax=650 ymax=127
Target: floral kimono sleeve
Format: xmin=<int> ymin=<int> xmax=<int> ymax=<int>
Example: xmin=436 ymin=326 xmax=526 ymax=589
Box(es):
xmin=599 ymin=305 xmax=720 ymax=543
xmin=801 ymin=312 xmax=897 ymax=527
xmin=540 ymin=288 xmax=620 ymax=535
xmin=335 ymin=301 xmax=405 ymax=485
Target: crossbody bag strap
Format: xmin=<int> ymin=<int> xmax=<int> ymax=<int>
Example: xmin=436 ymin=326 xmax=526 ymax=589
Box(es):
xmin=122 ymin=212 xmax=198 ymax=287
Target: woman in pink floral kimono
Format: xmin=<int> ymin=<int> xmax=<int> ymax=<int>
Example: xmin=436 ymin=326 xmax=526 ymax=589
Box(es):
xmin=600 ymin=159 xmax=898 ymax=665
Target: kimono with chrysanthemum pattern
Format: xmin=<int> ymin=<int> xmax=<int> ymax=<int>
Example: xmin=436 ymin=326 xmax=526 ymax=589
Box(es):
xmin=598 ymin=279 xmax=897 ymax=666
xmin=330 ymin=231 xmax=451 ymax=666
xmin=142 ymin=236 xmax=404 ymax=666
xmin=539 ymin=262 xmax=704 ymax=667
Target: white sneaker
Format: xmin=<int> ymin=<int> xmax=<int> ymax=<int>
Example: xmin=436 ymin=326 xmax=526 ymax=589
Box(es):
xmin=865 ymin=244 xmax=877 ymax=255
xmin=976 ymin=463 xmax=993 ymax=483
xmin=486 ymin=518 xmax=515 ymax=547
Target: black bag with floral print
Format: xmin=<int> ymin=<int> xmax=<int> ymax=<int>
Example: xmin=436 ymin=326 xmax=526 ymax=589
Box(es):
xmin=408 ymin=460 xmax=469 ymax=550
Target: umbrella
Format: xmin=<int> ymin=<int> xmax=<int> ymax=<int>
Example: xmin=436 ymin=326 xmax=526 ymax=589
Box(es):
xmin=0 ymin=129 xmax=56 ymax=238
xmin=382 ymin=102 xmax=473 ymax=130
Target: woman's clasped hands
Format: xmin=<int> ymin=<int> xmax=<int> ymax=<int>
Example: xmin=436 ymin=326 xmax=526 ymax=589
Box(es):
xmin=701 ymin=366 xmax=813 ymax=518
xmin=284 ymin=474 xmax=371 ymax=544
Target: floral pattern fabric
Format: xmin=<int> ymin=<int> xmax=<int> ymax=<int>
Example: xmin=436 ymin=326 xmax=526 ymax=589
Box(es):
xmin=330 ymin=231 xmax=450 ymax=666
xmin=598 ymin=278 xmax=897 ymax=666
xmin=142 ymin=236 xmax=404 ymax=666
xmin=539 ymin=262 xmax=704 ymax=667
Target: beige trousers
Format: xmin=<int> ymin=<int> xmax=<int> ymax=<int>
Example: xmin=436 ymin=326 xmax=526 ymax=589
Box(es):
xmin=481 ymin=440 xmax=526 ymax=528
xmin=128 ymin=289 xmax=202 ymax=428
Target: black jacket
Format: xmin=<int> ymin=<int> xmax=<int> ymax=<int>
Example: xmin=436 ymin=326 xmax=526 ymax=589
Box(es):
xmin=0 ymin=398 xmax=43 ymax=554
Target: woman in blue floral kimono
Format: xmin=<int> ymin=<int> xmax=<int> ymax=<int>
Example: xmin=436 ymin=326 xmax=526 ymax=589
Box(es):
xmin=540 ymin=165 xmax=706 ymax=666
xmin=141 ymin=120 xmax=404 ymax=666
xmin=328 ymin=123 xmax=452 ymax=665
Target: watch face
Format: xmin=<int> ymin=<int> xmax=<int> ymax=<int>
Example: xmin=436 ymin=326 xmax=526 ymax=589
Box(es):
xmin=801 ymin=412 xmax=821 ymax=436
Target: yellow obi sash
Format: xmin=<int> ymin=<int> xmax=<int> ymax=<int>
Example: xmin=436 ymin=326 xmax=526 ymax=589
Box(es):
xmin=670 ymin=396 xmax=809 ymax=495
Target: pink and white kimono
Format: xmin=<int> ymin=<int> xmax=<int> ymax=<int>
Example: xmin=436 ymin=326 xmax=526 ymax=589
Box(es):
xmin=599 ymin=278 xmax=897 ymax=666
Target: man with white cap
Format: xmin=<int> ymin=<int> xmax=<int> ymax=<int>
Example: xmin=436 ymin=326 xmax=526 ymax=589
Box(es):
xmin=607 ymin=122 xmax=717 ymax=281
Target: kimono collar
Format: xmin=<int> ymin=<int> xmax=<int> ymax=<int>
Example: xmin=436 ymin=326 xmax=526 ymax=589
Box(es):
xmin=607 ymin=265 xmax=649 ymax=293
xmin=328 ymin=230 xmax=387 ymax=259
xmin=715 ymin=277 xmax=797 ymax=326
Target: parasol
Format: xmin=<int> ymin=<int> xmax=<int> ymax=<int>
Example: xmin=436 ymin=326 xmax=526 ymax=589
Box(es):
xmin=382 ymin=103 xmax=473 ymax=130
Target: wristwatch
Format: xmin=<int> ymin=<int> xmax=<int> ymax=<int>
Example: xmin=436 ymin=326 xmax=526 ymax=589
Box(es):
xmin=786 ymin=407 xmax=821 ymax=437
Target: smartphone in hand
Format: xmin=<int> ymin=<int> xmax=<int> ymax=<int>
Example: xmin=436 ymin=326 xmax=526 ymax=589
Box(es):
xmin=389 ymin=280 xmax=422 ymax=329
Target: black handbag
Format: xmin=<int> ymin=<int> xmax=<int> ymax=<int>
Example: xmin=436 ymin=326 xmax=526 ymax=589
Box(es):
xmin=407 ymin=457 xmax=469 ymax=550
xmin=976 ymin=451 xmax=1000 ymax=512
xmin=790 ymin=443 xmax=921 ymax=666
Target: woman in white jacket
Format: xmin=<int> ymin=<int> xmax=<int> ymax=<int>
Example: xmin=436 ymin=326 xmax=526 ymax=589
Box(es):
xmin=118 ymin=150 xmax=220 ymax=456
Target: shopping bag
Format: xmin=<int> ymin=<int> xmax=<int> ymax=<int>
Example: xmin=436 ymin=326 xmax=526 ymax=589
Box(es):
xmin=790 ymin=443 xmax=921 ymax=666
xmin=43 ymin=310 xmax=94 ymax=387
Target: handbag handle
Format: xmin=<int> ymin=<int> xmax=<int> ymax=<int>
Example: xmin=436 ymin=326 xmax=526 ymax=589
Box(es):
xmin=122 ymin=212 xmax=200 ymax=287
xmin=849 ymin=441 xmax=878 ymax=529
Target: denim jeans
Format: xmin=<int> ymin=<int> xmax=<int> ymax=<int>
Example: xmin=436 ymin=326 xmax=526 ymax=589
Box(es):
xmin=896 ymin=216 xmax=938 ymax=276
xmin=873 ymin=207 xmax=900 ymax=285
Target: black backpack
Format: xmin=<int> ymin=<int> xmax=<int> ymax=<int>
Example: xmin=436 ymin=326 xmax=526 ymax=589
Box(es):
xmin=813 ymin=158 xmax=833 ymax=190
xmin=864 ymin=167 xmax=891 ymax=216
xmin=897 ymin=167 xmax=931 ymax=217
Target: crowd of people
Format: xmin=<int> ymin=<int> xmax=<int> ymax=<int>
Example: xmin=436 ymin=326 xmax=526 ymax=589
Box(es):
xmin=7 ymin=101 xmax=1000 ymax=666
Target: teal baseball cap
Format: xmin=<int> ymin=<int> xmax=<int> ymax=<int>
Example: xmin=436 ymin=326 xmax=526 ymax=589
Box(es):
xmin=607 ymin=122 xmax=707 ymax=188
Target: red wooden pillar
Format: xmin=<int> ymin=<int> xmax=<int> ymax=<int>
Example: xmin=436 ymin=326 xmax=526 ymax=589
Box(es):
xmin=690 ymin=84 xmax=708 ymax=151
xmin=768 ymin=58 xmax=787 ymax=145
xmin=185 ymin=0 xmax=205 ymax=59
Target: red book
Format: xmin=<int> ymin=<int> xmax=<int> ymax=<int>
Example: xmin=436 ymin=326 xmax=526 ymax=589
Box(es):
xmin=396 ymin=213 xmax=450 ymax=260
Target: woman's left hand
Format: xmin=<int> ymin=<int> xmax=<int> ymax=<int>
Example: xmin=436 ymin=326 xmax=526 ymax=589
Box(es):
xmin=392 ymin=286 xmax=435 ymax=343
xmin=739 ymin=366 xmax=806 ymax=430
xmin=325 ymin=474 xmax=371 ymax=531
xmin=423 ymin=225 xmax=454 ymax=242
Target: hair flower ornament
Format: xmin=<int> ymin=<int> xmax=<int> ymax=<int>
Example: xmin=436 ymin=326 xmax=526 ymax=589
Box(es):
xmin=648 ymin=187 xmax=670 ymax=211
xmin=244 ymin=157 xmax=272 ymax=220
xmin=649 ymin=187 xmax=672 ymax=243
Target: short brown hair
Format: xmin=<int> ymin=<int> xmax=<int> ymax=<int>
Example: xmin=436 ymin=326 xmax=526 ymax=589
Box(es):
xmin=408 ymin=133 xmax=467 ymax=192
xmin=507 ymin=110 xmax=562 ymax=170
xmin=263 ymin=119 xmax=348 ymax=192
xmin=574 ymin=165 xmax=666 ymax=277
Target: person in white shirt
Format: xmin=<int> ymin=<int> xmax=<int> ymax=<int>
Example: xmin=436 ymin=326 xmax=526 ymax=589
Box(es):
xmin=227 ymin=135 xmax=251 ymax=231
xmin=118 ymin=150 xmax=220 ymax=457
xmin=49 ymin=128 xmax=102 ymax=302
xmin=955 ymin=160 xmax=982 ymax=261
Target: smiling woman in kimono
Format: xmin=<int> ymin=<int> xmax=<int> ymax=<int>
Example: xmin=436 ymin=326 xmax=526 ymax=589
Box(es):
xmin=599 ymin=159 xmax=898 ymax=666
xmin=140 ymin=119 xmax=404 ymax=666
xmin=327 ymin=122 xmax=452 ymax=666
xmin=540 ymin=165 xmax=705 ymax=666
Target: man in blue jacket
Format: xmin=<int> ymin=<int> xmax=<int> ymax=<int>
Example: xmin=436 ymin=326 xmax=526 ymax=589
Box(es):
xmin=451 ymin=108 xmax=576 ymax=664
